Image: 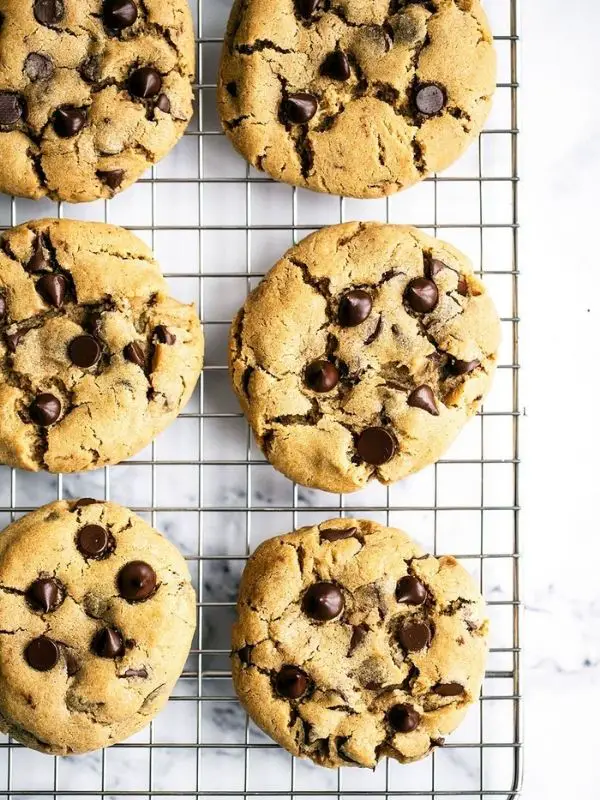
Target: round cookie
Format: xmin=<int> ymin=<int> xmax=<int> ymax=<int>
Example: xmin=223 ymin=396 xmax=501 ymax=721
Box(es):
xmin=218 ymin=0 xmax=495 ymax=198
xmin=0 ymin=0 xmax=194 ymax=202
xmin=232 ymin=519 xmax=488 ymax=769
xmin=229 ymin=222 xmax=500 ymax=493
xmin=0 ymin=499 xmax=196 ymax=755
xmin=0 ymin=218 xmax=203 ymax=473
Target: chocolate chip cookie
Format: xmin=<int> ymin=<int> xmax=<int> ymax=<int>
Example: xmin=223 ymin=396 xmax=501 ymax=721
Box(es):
xmin=218 ymin=0 xmax=495 ymax=198
xmin=229 ymin=222 xmax=499 ymax=493
xmin=0 ymin=0 xmax=194 ymax=202
xmin=0 ymin=499 xmax=196 ymax=755
xmin=0 ymin=218 xmax=203 ymax=472
xmin=232 ymin=519 xmax=488 ymax=768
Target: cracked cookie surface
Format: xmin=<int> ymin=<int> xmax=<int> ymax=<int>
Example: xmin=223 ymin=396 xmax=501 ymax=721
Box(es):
xmin=0 ymin=0 xmax=194 ymax=202
xmin=0 ymin=218 xmax=203 ymax=473
xmin=0 ymin=499 xmax=196 ymax=755
xmin=232 ymin=519 xmax=488 ymax=768
xmin=217 ymin=0 xmax=495 ymax=198
xmin=229 ymin=222 xmax=500 ymax=494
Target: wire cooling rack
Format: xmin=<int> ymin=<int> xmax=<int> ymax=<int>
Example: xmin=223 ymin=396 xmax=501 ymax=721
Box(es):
xmin=0 ymin=0 xmax=521 ymax=797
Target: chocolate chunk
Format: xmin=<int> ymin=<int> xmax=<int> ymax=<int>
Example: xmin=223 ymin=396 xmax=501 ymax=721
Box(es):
xmin=97 ymin=169 xmax=125 ymax=189
xmin=120 ymin=667 xmax=148 ymax=678
xmin=415 ymin=84 xmax=446 ymax=116
xmin=319 ymin=526 xmax=357 ymax=542
xmin=33 ymin=0 xmax=65 ymax=26
xmin=302 ymin=582 xmax=344 ymax=621
xmin=457 ymin=276 xmax=468 ymax=296
xmin=0 ymin=93 xmax=23 ymax=128
xmin=25 ymin=636 xmax=60 ymax=671
xmin=103 ymin=0 xmax=138 ymax=29
xmin=398 ymin=620 xmax=432 ymax=652
xmin=154 ymin=325 xmax=176 ymax=345
xmin=281 ymin=93 xmax=318 ymax=124
xmin=77 ymin=524 xmax=111 ymax=558
xmin=92 ymin=627 xmax=125 ymax=658
xmin=348 ymin=623 xmax=368 ymax=655
xmin=434 ymin=682 xmax=464 ymax=697
xmin=24 ymin=53 xmax=54 ymax=82
xmin=0 ymin=294 xmax=6 ymax=319
xmin=36 ymin=273 xmax=67 ymax=307
xmin=155 ymin=93 xmax=171 ymax=113
xmin=407 ymin=385 xmax=439 ymax=416
xmin=447 ymin=357 xmax=480 ymax=376
xmin=338 ymin=289 xmax=372 ymax=326
xmin=30 ymin=393 xmax=61 ymax=425
xmin=296 ymin=0 xmax=319 ymax=17
xmin=5 ymin=330 xmax=22 ymax=353
xmin=27 ymin=236 xmax=50 ymax=273
xmin=388 ymin=703 xmax=421 ymax=733
xmin=26 ymin=577 xmax=64 ymax=613
xmin=396 ymin=575 xmax=427 ymax=605
xmin=68 ymin=335 xmax=101 ymax=368
xmin=321 ymin=51 xmax=350 ymax=81
xmin=129 ymin=66 xmax=162 ymax=98
xmin=404 ymin=278 xmax=439 ymax=313
xmin=124 ymin=341 xmax=145 ymax=366
xmin=427 ymin=259 xmax=446 ymax=278
xmin=53 ymin=106 xmax=87 ymax=137
xmin=305 ymin=359 xmax=339 ymax=392
xmin=275 ymin=666 xmax=308 ymax=699
xmin=356 ymin=427 xmax=396 ymax=465
xmin=118 ymin=561 xmax=157 ymax=602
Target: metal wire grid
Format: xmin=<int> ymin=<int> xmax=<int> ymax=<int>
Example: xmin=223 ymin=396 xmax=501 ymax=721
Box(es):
xmin=0 ymin=0 xmax=521 ymax=797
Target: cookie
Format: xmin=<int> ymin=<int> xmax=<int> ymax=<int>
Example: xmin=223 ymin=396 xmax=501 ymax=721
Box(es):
xmin=0 ymin=0 xmax=194 ymax=202
xmin=0 ymin=218 xmax=203 ymax=473
xmin=229 ymin=222 xmax=499 ymax=493
xmin=217 ymin=0 xmax=495 ymax=198
xmin=232 ymin=519 xmax=488 ymax=768
xmin=0 ymin=499 xmax=196 ymax=755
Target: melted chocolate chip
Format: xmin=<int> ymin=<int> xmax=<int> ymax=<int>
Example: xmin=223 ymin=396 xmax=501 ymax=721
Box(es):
xmin=281 ymin=93 xmax=318 ymax=124
xmin=396 ymin=575 xmax=427 ymax=605
xmin=388 ymin=703 xmax=421 ymax=733
xmin=398 ymin=620 xmax=432 ymax=652
xmin=92 ymin=627 xmax=125 ymax=658
xmin=0 ymin=93 xmax=23 ymax=128
xmin=77 ymin=524 xmax=111 ymax=558
xmin=68 ymin=335 xmax=101 ymax=368
xmin=447 ymin=357 xmax=480 ymax=376
xmin=434 ymin=682 xmax=464 ymax=697
xmin=296 ymin=0 xmax=319 ymax=17
xmin=415 ymin=84 xmax=446 ymax=116
xmin=427 ymin=259 xmax=446 ymax=279
xmin=0 ymin=295 xmax=6 ymax=319
xmin=356 ymin=427 xmax=396 ymax=465
xmin=129 ymin=66 xmax=162 ymax=98
xmin=26 ymin=577 xmax=64 ymax=613
xmin=338 ymin=289 xmax=372 ymax=326
xmin=53 ymin=106 xmax=87 ymax=137
xmin=305 ymin=359 xmax=339 ymax=392
xmin=27 ymin=236 xmax=50 ymax=273
xmin=5 ymin=330 xmax=22 ymax=353
xmin=97 ymin=169 xmax=125 ymax=189
xmin=124 ymin=341 xmax=145 ymax=366
xmin=74 ymin=497 xmax=98 ymax=508
xmin=319 ymin=526 xmax=357 ymax=542
xmin=36 ymin=273 xmax=67 ymax=308
xmin=237 ymin=645 xmax=252 ymax=666
xmin=33 ymin=0 xmax=65 ymax=26
xmin=30 ymin=393 xmax=61 ymax=425
xmin=155 ymin=93 xmax=171 ymax=113
xmin=80 ymin=55 xmax=101 ymax=82
xmin=348 ymin=624 xmax=369 ymax=655
xmin=24 ymin=53 xmax=54 ymax=82
xmin=103 ymin=0 xmax=138 ymax=29
xmin=404 ymin=278 xmax=439 ymax=313
xmin=302 ymin=582 xmax=344 ymax=621
xmin=120 ymin=667 xmax=148 ymax=678
xmin=457 ymin=276 xmax=468 ymax=296
xmin=154 ymin=325 xmax=176 ymax=345
xmin=226 ymin=81 xmax=237 ymax=97
xmin=407 ymin=385 xmax=439 ymax=416
xmin=25 ymin=636 xmax=60 ymax=671
xmin=275 ymin=666 xmax=308 ymax=698
xmin=118 ymin=561 xmax=157 ymax=602
xmin=321 ymin=51 xmax=350 ymax=81
xmin=65 ymin=650 xmax=81 ymax=676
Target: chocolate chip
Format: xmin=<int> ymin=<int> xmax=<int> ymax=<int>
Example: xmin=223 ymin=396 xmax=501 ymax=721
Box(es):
xmin=124 ymin=341 xmax=145 ymax=366
xmin=154 ymin=325 xmax=175 ymax=344
xmin=53 ymin=106 xmax=87 ymax=137
xmin=404 ymin=278 xmax=439 ymax=313
xmin=356 ymin=427 xmax=396 ymax=465
xmin=80 ymin=55 xmax=101 ymax=83
xmin=65 ymin=650 xmax=81 ymax=676
xmin=118 ymin=561 xmax=157 ymax=602
xmin=0 ymin=93 xmax=23 ymax=128
xmin=120 ymin=667 xmax=148 ymax=678
xmin=237 ymin=645 xmax=252 ymax=666
xmin=68 ymin=335 xmax=101 ymax=369
xmin=27 ymin=236 xmax=50 ymax=273
xmin=77 ymin=524 xmax=111 ymax=558
xmin=97 ymin=169 xmax=125 ymax=189
xmin=302 ymin=582 xmax=344 ymax=621
xmin=103 ymin=0 xmax=138 ymax=29
xmin=275 ymin=666 xmax=308 ymax=698
xmin=86 ymin=311 xmax=102 ymax=337
xmin=305 ymin=359 xmax=338 ymax=392
xmin=155 ymin=93 xmax=171 ymax=113
xmin=5 ymin=331 xmax=22 ymax=353
xmin=365 ymin=314 xmax=383 ymax=345
xmin=74 ymin=497 xmax=98 ymax=507
xmin=92 ymin=627 xmax=125 ymax=658
xmin=30 ymin=393 xmax=61 ymax=425
xmin=427 ymin=259 xmax=446 ymax=279
xmin=434 ymin=682 xmax=464 ymax=697
xmin=33 ymin=0 xmax=64 ymax=26
xmin=281 ymin=93 xmax=318 ymax=124
xmin=24 ymin=53 xmax=54 ymax=82
xmin=388 ymin=703 xmax=421 ymax=733
xmin=129 ymin=66 xmax=162 ymax=98
xmin=321 ymin=51 xmax=350 ymax=81
xmin=457 ymin=276 xmax=468 ymax=296
xmin=398 ymin=620 xmax=432 ymax=652
xmin=25 ymin=636 xmax=60 ymax=671
xmin=407 ymin=385 xmax=439 ymax=416
xmin=226 ymin=81 xmax=237 ymax=97
xmin=26 ymin=577 xmax=64 ymax=613
xmin=319 ymin=526 xmax=357 ymax=542
xmin=0 ymin=295 xmax=6 ymax=319
xmin=348 ymin=624 xmax=369 ymax=655
xmin=296 ymin=0 xmax=319 ymax=17
xmin=338 ymin=289 xmax=372 ymax=326
xmin=36 ymin=273 xmax=67 ymax=308
xmin=415 ymin=84 xmax=446 ymax=116
xmin=396 ymin=575 xmax=427 ymax=605
xmin=447 ymin=357 xmax=480 ymax=376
